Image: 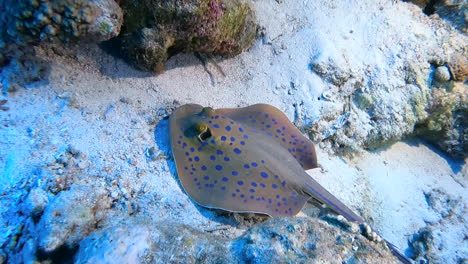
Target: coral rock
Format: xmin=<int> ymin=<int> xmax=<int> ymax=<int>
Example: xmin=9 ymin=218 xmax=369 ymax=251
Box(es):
xmin=447 ymin=54 xmax=468 ymax=82
xmin=404 ymin=0 xmax=432 ymax=8
xmin=117 ymin=0 xmax=257 ymax=72
xmin=20 ymin=188 xmax=49 ymax=218
xmin=0 ymin=0 xmax=123 ymax=47
xmin=434 ymin=65 xmax=451 ymax=82
xmin=75 ymin=226 xmax=151 ymax=264
xmin=36 ymin=186 xmax=111 ymax=252
xmin=234 ymin=217 xmax=400 ymax=264
xmin=433 ymin=0 xmax=468 ymax=34
xmin=75 ymin=217 xmax=402 ymax=263
xmin=416 ymin=85 xmax=467 ymax=158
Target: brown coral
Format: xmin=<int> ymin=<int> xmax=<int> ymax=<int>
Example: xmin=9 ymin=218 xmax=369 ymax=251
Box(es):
xmin=117 ymin=0 xmax=257 ymax=73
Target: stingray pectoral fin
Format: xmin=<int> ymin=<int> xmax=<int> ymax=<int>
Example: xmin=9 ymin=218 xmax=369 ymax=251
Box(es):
xmin=302 ymin=175 xmax=365 ymax=224
xmin=216 ymin=104 xmax=318 ymax=170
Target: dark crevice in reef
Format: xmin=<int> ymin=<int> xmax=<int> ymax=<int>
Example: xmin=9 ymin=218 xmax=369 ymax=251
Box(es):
xmin=36 ymin=245 xmax=79 ymax=264
xmin=423 ymin=0 xmax=439 ymax=15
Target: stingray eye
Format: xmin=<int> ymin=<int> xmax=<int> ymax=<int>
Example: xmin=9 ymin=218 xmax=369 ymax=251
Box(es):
xmin=198 ymin=127 xmax=212 ymax=142
xmin=195 ymin=123 xmax=207 ymax=132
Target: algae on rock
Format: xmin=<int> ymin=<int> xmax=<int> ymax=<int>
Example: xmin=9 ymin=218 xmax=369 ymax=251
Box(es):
xmin=416 ymin=84 xmax=467 ymax=158
xmin=117 ymin=0 xmax=257 ymax=72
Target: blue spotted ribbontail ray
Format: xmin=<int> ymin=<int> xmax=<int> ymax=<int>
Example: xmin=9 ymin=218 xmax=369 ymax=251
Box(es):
xmin=169 ymin=104 xmax=412 ymax=264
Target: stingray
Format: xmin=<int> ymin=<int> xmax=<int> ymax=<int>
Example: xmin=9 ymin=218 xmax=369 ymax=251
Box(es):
xmin=169 ymin=104 xmax=411 ymax=264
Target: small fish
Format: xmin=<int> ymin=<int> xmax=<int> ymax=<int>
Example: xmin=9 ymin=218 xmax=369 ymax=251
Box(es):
xmin=169 ymin=104 xmax=411 ymax=264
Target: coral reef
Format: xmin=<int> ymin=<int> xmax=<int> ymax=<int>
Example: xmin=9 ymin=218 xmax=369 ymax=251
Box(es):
xmin=117 ymin=0 xmax=257 ymax=72
xmin=0 ymin=0 xmax=123 ymax=47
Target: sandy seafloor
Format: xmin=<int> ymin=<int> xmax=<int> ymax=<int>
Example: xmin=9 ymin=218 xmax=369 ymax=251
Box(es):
xmin=0 ymin=0 xmax=467 ymax=263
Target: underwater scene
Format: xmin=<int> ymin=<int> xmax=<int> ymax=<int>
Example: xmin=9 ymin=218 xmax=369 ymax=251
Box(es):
xmin=0 ymin=0 xmax=466 ymax=263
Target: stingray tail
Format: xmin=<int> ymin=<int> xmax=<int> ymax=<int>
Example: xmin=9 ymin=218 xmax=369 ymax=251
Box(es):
xmin=385 ymin=239 xmax=413 ymax=264
xmin=303 ymin=179 xmax=365 ymax=224
xmin=303 ymin=178 xmax=413 ymax=264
